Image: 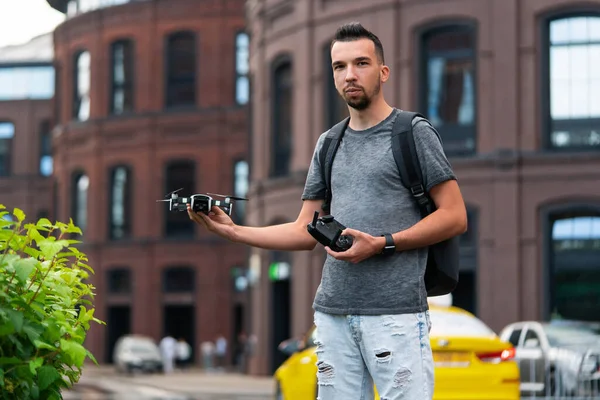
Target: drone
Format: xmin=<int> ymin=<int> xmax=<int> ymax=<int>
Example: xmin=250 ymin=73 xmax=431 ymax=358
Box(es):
xmin=156 ymin=188 xmax=248 ymax=216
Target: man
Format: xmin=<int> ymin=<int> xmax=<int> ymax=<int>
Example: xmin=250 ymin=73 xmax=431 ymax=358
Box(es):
xmin=188 ymin=22 xmax=467 ymax=400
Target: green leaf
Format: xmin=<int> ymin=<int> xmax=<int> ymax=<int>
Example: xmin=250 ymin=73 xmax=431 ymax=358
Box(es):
xmin=0 ymin=324 xmax=15 ymax=336
xmin=30 ymin=383 xmax=39 ymax=399
xmin=37 ymin=366 xmax=60 ymax=391
xmin=14 ymin=258 xmax=37 ymax=283
xmin=12 ymin=208 xmax=25 ymax=222
xmin=33 ymin=340 xmax=56 ymax=351
xmin=22 ymin=323 xmax=43 ymax=344
xmin=0 ymin=357 xmax=21 ymax=366
xmin=0 ymin=368 xmax=4 ymax=387
xmin=4 ymin=309 xmax=24 ymax=333
xmin=28 ymin=357 xmax=43 ymax=375
xmin=85 ymin=349 xmax=98 ymax=365
xmin=60 ymin=340 xmax=86 ymax=368
xmin=36 ymin=218 xmax=53 ymax=229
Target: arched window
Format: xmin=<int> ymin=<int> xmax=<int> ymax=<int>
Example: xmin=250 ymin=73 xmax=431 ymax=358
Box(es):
xmin=110 ymin=39 xmax=134 ymax=115
xmin=165 ymin=31 xmax=196 ymax=108
xmin=0 ymin=121 xmax=15 ymax=177
xmin=71 ymin=171 xmax=89 ymax=231
xmin=420 ymin=23 xmax=477 ymax=156
xmin=109 ymin=165 xmax=132 ymax=240
xmin=235 ymin=32 xmax=250 ymax=105
xmin=323 ymin=41 xmax=348 ymax=129
xmin=546 ymin=206 xmax=600 ymax=322
xmin=543 ymin=14 xmax=600 ymax=149
xmin=73 ymin=50 xmax=91 ymax=121
xmin=163 ymin=266 xmax=195 ymax=293
xmin=271 ymin=57 xmax=293 ymax=177
xmin=164 ymin=160 xmax=195 ymax=237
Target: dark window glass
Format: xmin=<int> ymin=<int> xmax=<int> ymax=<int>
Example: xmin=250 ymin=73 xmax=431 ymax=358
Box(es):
xmin=421 ymin=25 xmax=476 ymax=156
xmin=163 ymin=267 xmax=194 ymax=293
xmin=164 ymin=160 xmax=195 ymax=237
xmin=108 ymin=268 xmax=131 ymax=294
xmin=232 ymin=160 xmax=249 ymax=223
xmin=39 ymin=120 xmax=53 ymax=176
xmin=0 ymin=121 xmax=15 ymax=177
xmin=73 ymin=50 xmax=91 ymax=121
xmin=110 ymin=40 xmax=134 ymax=115
xmin=546 ymin=15 xmax=600 ymax=149
xmin=71 ymin=171 xmax=89 ymax=231
xmin=109 ymin=165 xmax=131 ymax=240
xmin=166 ymin=32 xmax=196 ymax=108
xmin=271 ymin=59 xmax=292 ymax=177
xmin=550 ymin=211 xmax=600 ymax=321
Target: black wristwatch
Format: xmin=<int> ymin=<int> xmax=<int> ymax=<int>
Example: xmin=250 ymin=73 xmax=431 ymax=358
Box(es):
xmin=380 ymin=233 xmax=395 ymax=256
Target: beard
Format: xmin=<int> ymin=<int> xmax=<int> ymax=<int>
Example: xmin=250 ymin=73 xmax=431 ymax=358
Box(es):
xmin=341 ymin=80 xmax=381 ymax=111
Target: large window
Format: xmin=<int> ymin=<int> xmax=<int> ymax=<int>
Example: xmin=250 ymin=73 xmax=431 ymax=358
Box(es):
xmin=110 ymin=40 xmax=134 ymax=115
xmin=39 ymin=120 xmax=53 ymax=177
xmin=109 ymin=165 xmax=131 ymax=240
xmin=420 ymin=24 xmax=476 ymax=156
xmin=271 ymin=57 xmax=293 ymax=177
xmin=545 ymin=15 xmax=600 ymax=150
xmin=0 ymin=122 xmax=14 ymax=177
xmin=0 ymin=65 xmax=54 ymax=100
xmin=232 ymin=159 xmax=249 ymax=223
xmin=163 ymin=266 xmax=194 ymax=293
xmin=548 ymin=208 xmax=600 ymax=322
xmin=71 ymin=171 xmax=89 ymax=232
xmin=235 ymin=32 xmax=250 ymax=105
xmin=107 ymin=268 xmax=131 ymax=294
xmin=164 ymin=160 xmax=195 ymax=237
xmin=166 ymin=31 xmax=196 ymax=108
xmin=323 ymin=42 xmax=349 ymax=129
xmin=73 ymin=50 xmax=91 ymax=121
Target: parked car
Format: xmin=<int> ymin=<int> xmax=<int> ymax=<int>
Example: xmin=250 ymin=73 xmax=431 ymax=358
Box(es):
xmin=113 ymin=334 xmax=163 ymax=374
xmin=275 ymin=297 xmax=520 ymax=400
xmin=499 ymin=321 xmax=600 ymax=397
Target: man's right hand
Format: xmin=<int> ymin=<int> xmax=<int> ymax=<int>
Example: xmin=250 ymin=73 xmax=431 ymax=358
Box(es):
xmin=187 ymin=204 xmax=237 ymax=242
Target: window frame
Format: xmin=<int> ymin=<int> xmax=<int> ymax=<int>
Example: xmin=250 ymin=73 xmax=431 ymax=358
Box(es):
xmin=416 ymin=20 xmax=478 ymax=158
xmin=107 ymin=267 xmax=132 ymax=294
xmin=540 ymin=9 xmax=600 ymax=151
xmin=162 ymin=266 xmax=195 ymax=293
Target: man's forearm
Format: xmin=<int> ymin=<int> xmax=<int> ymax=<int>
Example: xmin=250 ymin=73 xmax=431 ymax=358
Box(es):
xmin=232 ymin=222 xmax=317 ymax=251
xmin=390 ymin=209 xmax=467 ymax=252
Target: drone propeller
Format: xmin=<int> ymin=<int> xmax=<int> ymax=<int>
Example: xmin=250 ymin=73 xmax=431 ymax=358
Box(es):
xmin=165 ymin=187 xmax=184 ymax=199
xmin=207 ymin=192 xmax=248 ymax=201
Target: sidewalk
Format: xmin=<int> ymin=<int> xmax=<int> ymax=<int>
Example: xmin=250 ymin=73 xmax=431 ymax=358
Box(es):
xmin=75 ymin=365 xmax=275 ymax=397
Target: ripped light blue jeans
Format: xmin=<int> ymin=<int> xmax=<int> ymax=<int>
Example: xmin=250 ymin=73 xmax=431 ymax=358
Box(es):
xmin=313 ymin=310 xmax=434 ymax=400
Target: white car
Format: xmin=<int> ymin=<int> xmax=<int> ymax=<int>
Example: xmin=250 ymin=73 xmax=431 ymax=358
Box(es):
xmin=113 ymin=334 xmax=163 ymax=374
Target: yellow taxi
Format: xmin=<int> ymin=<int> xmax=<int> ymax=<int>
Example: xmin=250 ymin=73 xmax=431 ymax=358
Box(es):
xmin=274 ymin=296 xmax=520 ymax=400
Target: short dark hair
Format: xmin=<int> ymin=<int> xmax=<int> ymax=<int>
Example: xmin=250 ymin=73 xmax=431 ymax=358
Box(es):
xmin=331 ymin=22 xmax=385 ymax=64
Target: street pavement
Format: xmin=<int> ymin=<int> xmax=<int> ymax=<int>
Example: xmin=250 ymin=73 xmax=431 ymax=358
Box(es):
xmin=63 ymin=365 xmax=275 ymax=400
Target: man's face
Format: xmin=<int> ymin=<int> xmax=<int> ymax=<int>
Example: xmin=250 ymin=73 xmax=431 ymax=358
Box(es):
xmin=330 ymin=38 xmax=388 ymax=110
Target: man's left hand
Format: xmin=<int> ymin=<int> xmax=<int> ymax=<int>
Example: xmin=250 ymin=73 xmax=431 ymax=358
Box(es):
xmin=325 ymin=228 xmax=387 ymax=264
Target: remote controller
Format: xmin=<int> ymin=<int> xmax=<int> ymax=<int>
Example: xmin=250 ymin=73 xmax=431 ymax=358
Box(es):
xmin=306 ymin=211 xmax=354 ymax=252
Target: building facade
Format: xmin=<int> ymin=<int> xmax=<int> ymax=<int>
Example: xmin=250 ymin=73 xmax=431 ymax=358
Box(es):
xmin=245 ymin=0 xmax=600 ymax=375
xmin=0 ymin=34 xmax=55 ymax=226
xmin=47 ymin=0 xmax=251 ymax=364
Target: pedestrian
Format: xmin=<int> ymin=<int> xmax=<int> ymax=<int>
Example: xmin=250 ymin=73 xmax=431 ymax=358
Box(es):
xmin=187 ymin=21 xmax=467 ymax=400
xmin=214 ymin=334 xmax=227 ymax=371
xmin=176 ymin=337 xmax=192 ymax=370
xmin=159 ymin=333 xmax=177 ymax=374
xmin=200 ymin=340 xmax=215 ymax=372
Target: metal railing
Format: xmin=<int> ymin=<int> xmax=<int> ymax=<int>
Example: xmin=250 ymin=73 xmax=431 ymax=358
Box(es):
xmin=519 ymin=357 xmax=600 ymax=399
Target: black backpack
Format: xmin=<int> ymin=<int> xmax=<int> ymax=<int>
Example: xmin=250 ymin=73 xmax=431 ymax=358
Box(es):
xmin=318 ymin=111 xmax=459 ymax=297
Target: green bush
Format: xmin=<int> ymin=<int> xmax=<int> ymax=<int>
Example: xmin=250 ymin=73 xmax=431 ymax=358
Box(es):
xmin=0 ymin=205 xmax=103 ymax=399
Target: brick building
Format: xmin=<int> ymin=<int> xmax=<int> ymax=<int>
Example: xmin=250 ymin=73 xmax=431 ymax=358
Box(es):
xmin=245 ymin=0 xmax=600 ymax=375
xmin=47 ymin=0 xmax=251 ymax=364
xmin=0 ymin=34 xmax=55 ymax=227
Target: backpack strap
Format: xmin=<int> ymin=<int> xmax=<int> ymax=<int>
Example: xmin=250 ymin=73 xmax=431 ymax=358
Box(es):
xmin=390 ymin=111 xmax=435 ymax=217
xmin=319 ymin=117 xmax=350 ymax=213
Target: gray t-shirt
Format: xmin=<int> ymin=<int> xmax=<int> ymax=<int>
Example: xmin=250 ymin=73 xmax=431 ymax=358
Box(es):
xmin=301 ymin=108 xmax=456 ymax=315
